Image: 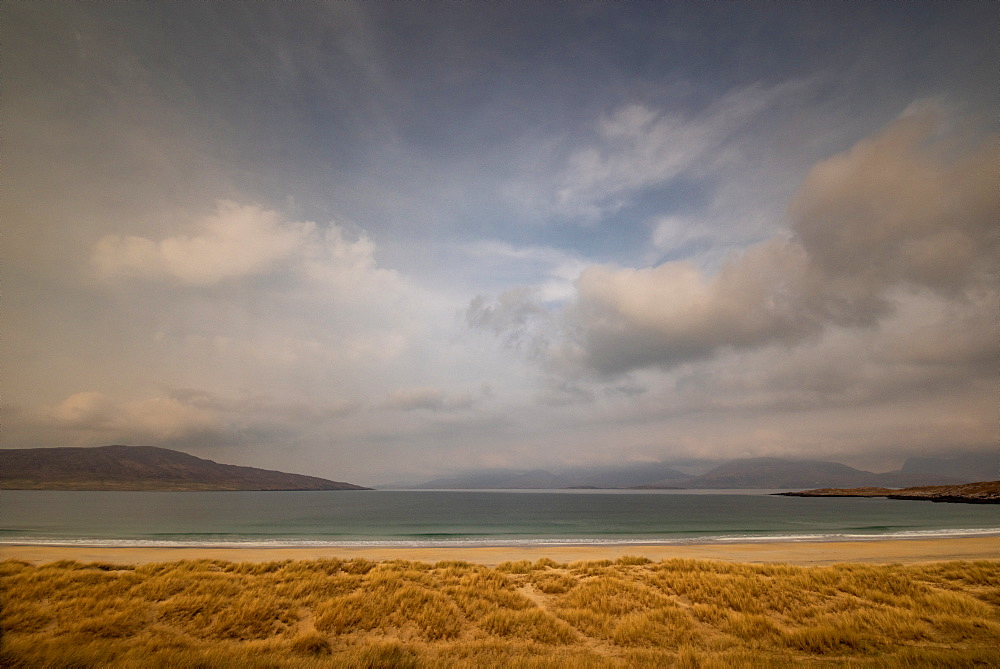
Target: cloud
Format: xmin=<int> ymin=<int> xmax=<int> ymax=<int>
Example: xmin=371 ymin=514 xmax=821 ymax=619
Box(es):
xmin=50 ymin=391 xmax=219 ymax=440
xmin=568 ymin=239 xmax=816 ymax=372
xmin=789 ymin=111 xmax=998 ymax=297
xmin=92 ymin=200 xmax=400 ymax=294
xmin=462 ymin=241 xmax=588 ymax=303
xmin=93 ymin=199 xmax=409 ymax=316
xmin=86 ymin=198 xmax=422 ymax=383
xmin=383 ymin=387 xmax=479 ymax=412
xmin=550 ymin=110 xmax=999 ymax=375
xmin=466 ymin=287 xmax=553 ymax=358
xmin=39 ymin=388 xmax=369 ymax=458
xmin=50 ymin=391 xmax=116 ymax=429
xmin=872 ymin=290 xmax=997 ymax=368
xmin=668 ymin=290 xmax=998 ymax=418
xmin=650 ymin=215 xmax=712 ymax=256
xmin=550 ymin=82 xmax=804 ymax=220
xmin=94 ymin=201 xmax=312 ymax=284
xmin=165 ymin=387 xmax=362 ymax=422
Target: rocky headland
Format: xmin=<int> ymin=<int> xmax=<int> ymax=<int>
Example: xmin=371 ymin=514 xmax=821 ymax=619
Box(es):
xmin=777 ymin=480 xmax=1000 ymax=504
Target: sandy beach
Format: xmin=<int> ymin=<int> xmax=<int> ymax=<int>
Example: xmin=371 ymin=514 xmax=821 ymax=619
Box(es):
xmin=2 ymin=536 xmax=996 ymax=567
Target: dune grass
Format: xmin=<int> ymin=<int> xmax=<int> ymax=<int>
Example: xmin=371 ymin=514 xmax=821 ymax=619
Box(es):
xmin=1 ymin=556 xmax=998 ymax=667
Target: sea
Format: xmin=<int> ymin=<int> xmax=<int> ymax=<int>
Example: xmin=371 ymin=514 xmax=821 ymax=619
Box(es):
xmin=1 ymin=489 xmax=997 ymax=548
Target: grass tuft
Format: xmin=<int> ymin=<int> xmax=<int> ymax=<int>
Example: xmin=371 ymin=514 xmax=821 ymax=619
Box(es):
xmin=289 ymin=630 xmax=332 ymax=656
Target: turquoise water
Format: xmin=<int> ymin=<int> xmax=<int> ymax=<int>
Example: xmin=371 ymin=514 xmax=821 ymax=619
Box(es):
xmin=1 ymin=490 xmax=997 ymax=547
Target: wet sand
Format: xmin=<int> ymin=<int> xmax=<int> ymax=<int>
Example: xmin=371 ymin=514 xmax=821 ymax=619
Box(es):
xmin=2 ymin=536 xmax=996 ymax=567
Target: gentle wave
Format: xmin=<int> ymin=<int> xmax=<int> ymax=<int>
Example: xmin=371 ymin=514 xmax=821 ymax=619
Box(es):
xmin=3 ymin=527 xmax=998 ymax=549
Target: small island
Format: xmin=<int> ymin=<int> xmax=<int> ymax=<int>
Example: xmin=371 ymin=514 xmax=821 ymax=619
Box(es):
xmin=776 ymin=480 xmax=1000 ymax=504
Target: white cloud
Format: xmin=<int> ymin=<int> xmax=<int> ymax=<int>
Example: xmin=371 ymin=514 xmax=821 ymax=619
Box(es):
xmin=650 ymin=215 xmax=703 ymax=253
xmin=568 ymin=238 xmax=816 ymax=373
xmin=50 ymin=391 xmax=218 ymax=440
xmin=92 ymin=200 xmax=407 ymax=304
xmin=789 ymin=111 xmax=998 ymax=296
xmin=94 ymin=200 xmax=313 ymax=284
xmin=551 ymin=83 xmax=804 ymax=220
xmin=552 ymin=109 xmax=999 ymax=375
xmin=88 ymin=198 xmax=426 ymax=387
xmin=50 ymin=391 xmax=115 ymax=428
xmin=466 ymin=286 xmax=553 ymax=359
xmin=383 ymin=387 xmax=479 ymax=412
xmin=461 ymin=241 xmax=589 ymax=304
xmin=300 ymin=223 xmax=405 ymax=300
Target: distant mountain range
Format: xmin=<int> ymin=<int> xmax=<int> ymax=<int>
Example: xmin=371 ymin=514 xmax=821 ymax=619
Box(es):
xmin=0 ymin=445 xmax=370 ymax=491
xmin=676 ymin=457 xmax=970 ymax=490
xmin=408 ymin=462 xmax=692 ymax=490
xmin=401 ymin=453 xmax=997 ymax=490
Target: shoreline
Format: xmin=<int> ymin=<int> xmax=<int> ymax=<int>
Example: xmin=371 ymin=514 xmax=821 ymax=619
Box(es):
xmin=2 ymin=535 xmax=996 ymax=567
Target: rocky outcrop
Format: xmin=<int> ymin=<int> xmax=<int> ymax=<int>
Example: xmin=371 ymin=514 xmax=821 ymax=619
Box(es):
xmin=776 ymin=480 xmax=1000 ymax=504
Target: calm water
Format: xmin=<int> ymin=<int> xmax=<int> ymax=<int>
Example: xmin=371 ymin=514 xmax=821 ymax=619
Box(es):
xmin=1 ymin=490 xmax=997 ymax=547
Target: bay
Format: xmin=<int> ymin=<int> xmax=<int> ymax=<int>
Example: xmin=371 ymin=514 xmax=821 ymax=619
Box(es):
xmin=1 ymin=490 xmax=997 ymax=547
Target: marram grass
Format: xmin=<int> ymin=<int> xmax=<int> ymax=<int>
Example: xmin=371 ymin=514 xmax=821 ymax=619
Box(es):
xmin=2 ymin=556 xmax=998 ymax=667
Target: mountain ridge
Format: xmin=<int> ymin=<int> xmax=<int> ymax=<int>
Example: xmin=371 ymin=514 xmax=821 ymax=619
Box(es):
xmin=408 ymin=463 xmax=692 ymax=490
xmin=678 ymin=457 xmax=967 ymax=489
xmin=0 ymin=445 xmax=370 ymax=491
xmin=399 ymin=455 xmax=988 ymax=490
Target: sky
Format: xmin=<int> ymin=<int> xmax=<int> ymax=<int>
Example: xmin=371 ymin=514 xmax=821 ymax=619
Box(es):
xmin=3 ymin=2 xmax=997 ymax=486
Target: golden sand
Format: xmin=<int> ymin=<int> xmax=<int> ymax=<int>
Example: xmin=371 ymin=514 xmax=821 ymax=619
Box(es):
xmin=2 ymin=535 xmax=996 ymax=566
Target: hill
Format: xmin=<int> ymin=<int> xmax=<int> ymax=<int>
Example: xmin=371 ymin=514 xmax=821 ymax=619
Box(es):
xmin=0 ymin=445 xmax=369 ymax=491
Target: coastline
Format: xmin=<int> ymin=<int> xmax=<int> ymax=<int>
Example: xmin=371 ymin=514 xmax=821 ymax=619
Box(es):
xmin=776 ymin=480 xmax=1000 ymax=504
xmin=3 ymin=535 xmax=996 ymax=567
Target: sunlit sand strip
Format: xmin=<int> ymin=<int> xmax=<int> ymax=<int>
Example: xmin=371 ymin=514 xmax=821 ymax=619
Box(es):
xmin=2 ymin=536 xmax=997 ymax=566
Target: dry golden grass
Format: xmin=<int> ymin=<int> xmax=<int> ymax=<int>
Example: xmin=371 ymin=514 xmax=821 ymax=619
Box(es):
xmin=2 ymin=555 xmax=998 ymax=667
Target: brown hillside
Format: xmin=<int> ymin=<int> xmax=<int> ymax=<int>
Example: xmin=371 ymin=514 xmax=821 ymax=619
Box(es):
xmin=0 ymin=445 xmax=369 ymax=491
